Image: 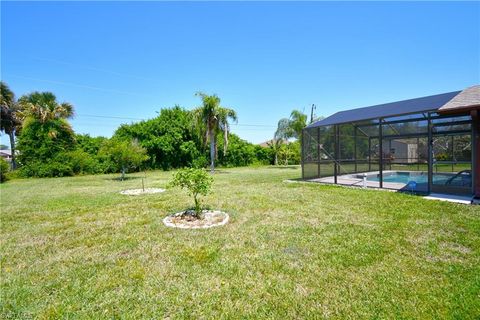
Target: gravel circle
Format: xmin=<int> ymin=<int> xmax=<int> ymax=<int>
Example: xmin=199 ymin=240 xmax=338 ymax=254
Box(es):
xmin=163 ymin=210 xmax=229 ymax=229
xmin=120 ymin=188 xmax=166 ymax=196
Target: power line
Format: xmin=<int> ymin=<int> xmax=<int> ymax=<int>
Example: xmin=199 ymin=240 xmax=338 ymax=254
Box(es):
xmin=30 ymin=57 xmax=157 ymax=81
xmin=75 ymin=113 xmax=276 ymax=127
xmin=231 ymin=124 xmax=276 ymax=128
xmin=77 ymin=114 xmax=145 ymax=121
xmin=7 ymin=74 xmax=153 ymax=97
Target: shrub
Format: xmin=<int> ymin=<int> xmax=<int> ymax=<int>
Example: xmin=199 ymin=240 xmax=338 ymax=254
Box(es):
xmin=76 ymin=134 xmax=107 ymax=155
xmin=99 ymin=139 xmax=149 ymax=180
xmin=191 ymin=155 xmax=208 ymax=169
xmin=278 ymin=141 xmax=301 ymax=165
xmin=169 ymin=168 xmax=213 ymax=217
xmin=217 ymin=134 xmax=257 ymax=167
xmin=114 ymin=106 xmax=201 ymax=170
xmin=17 ymin=149 xmax=102 ymax=178
xmin=63 ymin=149 xmax=102 ymax=175
xmin=0 ymin=157 xmax=9 ymax=182
xmin=16 ymin=118 xmax=76 ymax=167
xmin=15 ymin=117 xmax=79 ymax=178
xmin=19 ymin=159 xmax=73 ymax=178
xmin=435 ymin=153 xmax=449 ymax=161
xmin=254 ymin=145 xmax=274 ymax=165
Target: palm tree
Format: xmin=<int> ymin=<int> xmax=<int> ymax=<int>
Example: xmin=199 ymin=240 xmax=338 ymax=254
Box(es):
xmin=288 ymin=110 xmax=307 ymax=142
xmin=193 ymin=92 xmax=237 ymax=173
xmin=0 ymin=82 xmax=21 ymax=169
xmin=267 ymin=138 xmax=283 ymax=165
xmin=274 ymin=110 xmax=307 ymax=143
xmin=17 ymin=91 xmax=74 ymax=123
xmin=274 ymin=118 xmax=293 ymax=141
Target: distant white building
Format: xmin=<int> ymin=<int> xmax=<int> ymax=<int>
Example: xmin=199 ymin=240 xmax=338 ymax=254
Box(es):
xmin=0 ymin=149 xmax=12 ymax=161
xmin=390 ymin=140 xmax=418 ymax=164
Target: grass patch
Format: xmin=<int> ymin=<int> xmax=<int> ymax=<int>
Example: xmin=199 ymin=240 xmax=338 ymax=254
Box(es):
xmin=1 ymin=166 xmax=479 ymax=318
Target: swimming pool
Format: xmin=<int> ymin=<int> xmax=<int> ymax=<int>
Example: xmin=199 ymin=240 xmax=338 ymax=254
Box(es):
xmin=366 ymin=171 xmax=452 ymax=185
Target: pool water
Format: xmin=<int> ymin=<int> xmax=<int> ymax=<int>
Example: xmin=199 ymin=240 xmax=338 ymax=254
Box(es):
xmin=367 ymin=172 xmax=451 ymax=184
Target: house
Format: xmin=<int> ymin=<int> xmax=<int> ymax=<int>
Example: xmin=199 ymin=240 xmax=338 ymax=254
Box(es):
xmin=389 ymin=140 xmax=419 ymax=164
xmin=0 ymin=149 xmax=12 ymax=161
xmin=302 ymin=85 xmax=480 ymax=202
xmin=258 ymin=139 xmax=289 ymax=148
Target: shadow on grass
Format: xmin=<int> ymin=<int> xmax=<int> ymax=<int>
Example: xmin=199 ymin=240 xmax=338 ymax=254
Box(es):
xmin=211 ymin=170 xmax=231 ymax=174
xmin=105 ymin=176 xmax=143 ymax=181
xmin=286 ymin=177 xmax=305 ymax=182
xmin=267 ymin=166 xmax=299 ymax=170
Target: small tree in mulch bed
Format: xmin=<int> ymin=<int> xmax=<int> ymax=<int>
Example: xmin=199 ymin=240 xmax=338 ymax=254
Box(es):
xmin=99 ymin=139 xmax=149 ymax=180
xmin=169 ymin=168 xmax=213 ymax=218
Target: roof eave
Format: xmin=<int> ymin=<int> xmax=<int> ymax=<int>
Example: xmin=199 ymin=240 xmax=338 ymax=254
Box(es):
xmin=438 ymin=104 xmax=480 ymax=115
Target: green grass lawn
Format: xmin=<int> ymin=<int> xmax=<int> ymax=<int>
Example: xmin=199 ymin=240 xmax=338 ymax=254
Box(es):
xmin=1 ymin=166 xmax=479 ymax=319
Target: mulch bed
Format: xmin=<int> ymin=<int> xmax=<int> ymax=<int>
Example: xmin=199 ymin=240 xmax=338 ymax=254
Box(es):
xmin=163 ymin=210 xmax=229 ymax=229
xmin=120 ymin=188 xmax=165 ymax=196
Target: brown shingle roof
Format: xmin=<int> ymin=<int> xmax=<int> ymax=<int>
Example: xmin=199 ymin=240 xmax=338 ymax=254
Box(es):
xmin=258 ymin=139 xmax=289 ymax=147
xmin=438 ymin=85 xmax=480 ymax=114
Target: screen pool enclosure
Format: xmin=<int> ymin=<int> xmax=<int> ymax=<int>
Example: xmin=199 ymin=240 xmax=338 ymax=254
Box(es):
xmin=302 ymin=86 xmax=480 ymax=198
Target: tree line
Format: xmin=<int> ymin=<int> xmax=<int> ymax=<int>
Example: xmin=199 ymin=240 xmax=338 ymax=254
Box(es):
xmin=1 ymin=82 xmax=308 ymax=180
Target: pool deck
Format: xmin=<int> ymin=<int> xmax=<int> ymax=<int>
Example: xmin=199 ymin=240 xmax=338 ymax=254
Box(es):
xmin=305 ymin=171 xmax=473 ymax=204
xmin=424 ymin=193 xmax=472 ymax=204
xmin=308 ymin=171 xmax=411 ymax=191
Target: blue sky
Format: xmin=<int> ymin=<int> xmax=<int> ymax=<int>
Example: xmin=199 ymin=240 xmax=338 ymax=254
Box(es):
xmin=1 ymin=1 xmax=479 ymax=144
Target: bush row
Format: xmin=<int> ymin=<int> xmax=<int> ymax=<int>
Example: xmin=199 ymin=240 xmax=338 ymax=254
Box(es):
xmin=10 ymin=106 xmax=301 ymax=179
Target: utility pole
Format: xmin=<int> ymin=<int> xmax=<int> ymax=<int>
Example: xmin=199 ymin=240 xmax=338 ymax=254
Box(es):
xmin=310 ymin=104 xmax=316 ymax=123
